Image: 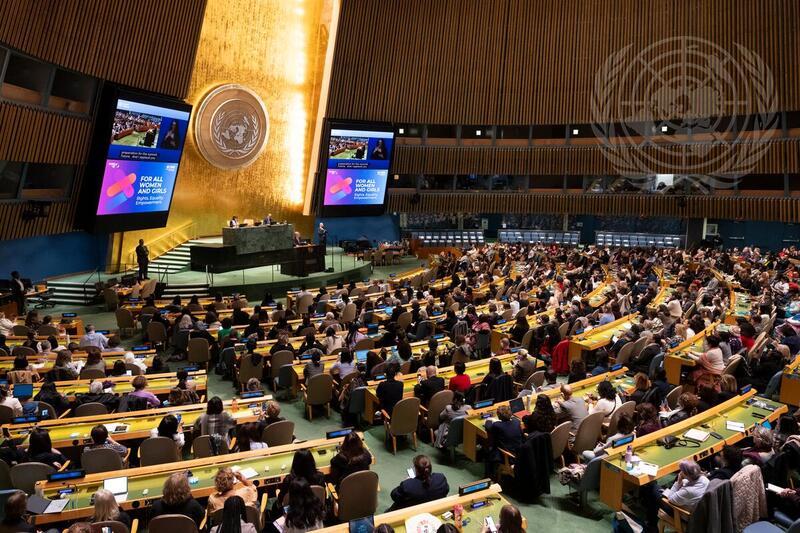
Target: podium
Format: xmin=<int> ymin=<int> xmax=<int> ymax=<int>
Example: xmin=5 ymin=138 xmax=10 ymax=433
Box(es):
xmin=190 ymin=224 xmax=325 ymax=276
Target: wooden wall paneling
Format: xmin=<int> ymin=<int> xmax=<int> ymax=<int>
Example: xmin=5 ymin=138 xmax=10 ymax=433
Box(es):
xmin=391 ymin=140 xmax=800 ymax=177
xmin=386 ymin=191 xmax=800 ymax=223
xmin=0 ymin=0 xmax=206 ymax=98
xmin=0 ymin=102 xmax=91 ymax=164
xmin=329 ymin=0 xmax=800 ymax=125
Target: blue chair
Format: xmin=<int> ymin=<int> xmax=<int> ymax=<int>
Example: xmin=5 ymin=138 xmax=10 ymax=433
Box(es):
xmin=776 ymin=512 xmax=799 ymax=530
xmin=347 ymin=386 xmax=367 ymax=429
xmin=568 ymin=456 xmax=603 ymax=511
xmin=648 ymin=353 xmax=664 ymax=379
xmin=444 ymin=416 xmax=465 ymax=462
xmin=276 ymin=364 xmax=298 ymax=400
xmin=744 ymin=517 xmax=800 ymax=533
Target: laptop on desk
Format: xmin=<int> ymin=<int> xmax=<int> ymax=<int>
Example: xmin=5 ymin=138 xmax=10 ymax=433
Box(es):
xmin=509 ymin=397 xmax=529 ymax=419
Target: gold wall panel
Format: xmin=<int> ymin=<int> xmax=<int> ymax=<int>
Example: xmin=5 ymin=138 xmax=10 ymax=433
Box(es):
xmin=116 ymin=0 xmax=334 ymax=266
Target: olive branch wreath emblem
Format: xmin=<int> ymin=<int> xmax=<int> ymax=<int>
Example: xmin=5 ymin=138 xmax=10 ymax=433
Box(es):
xmin=590 ymin=38 xmax=778 ymax=192
xmin=211 ymin=111 xmax=261 ymax=158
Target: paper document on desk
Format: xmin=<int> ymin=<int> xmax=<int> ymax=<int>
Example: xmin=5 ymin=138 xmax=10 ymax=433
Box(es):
xmin=726 ymin=421 xmax=745 ymax=432
xmin=44 ymin=498 xmax=69 ymax=514
xmin=637 ymin=462 xmax=659 ymax=477
xmin=239 ymin=467 xmax=258 ymax=480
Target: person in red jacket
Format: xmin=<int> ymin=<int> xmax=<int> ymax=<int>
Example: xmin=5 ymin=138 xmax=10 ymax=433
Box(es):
xmin=448 ymin=361 xmax=471 ymax=394
xmin=551 ymin=335 xmax=571 ymax=375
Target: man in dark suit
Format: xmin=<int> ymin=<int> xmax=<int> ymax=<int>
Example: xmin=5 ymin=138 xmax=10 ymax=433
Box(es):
xmin=413 ymin=365 xmax=445 ymax=406
xmin=263 ymin=213 xmax=274 ymax=225
xmin=376 ymin=365 xmax=404 ymax=416
xmin=484 ymin=404 xmax=523 ymax=477
xmin=10 ymin=271 xmax=25 ymax=315
xmin=135 ymin=239 xmax=149 ymax=281
xmin=388 ymin=455 xmax=449 ymax=510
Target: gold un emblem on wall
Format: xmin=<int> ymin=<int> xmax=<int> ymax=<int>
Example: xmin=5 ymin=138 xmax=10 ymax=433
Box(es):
xmin=194 ymin=84 xmax=269 ymax=169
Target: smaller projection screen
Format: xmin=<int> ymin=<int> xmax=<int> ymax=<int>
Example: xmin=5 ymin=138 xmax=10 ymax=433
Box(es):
xmin=319 ymin=122 xmax=394 ymax=217
xmin=80 ymin=86 xmax=192 ymax=232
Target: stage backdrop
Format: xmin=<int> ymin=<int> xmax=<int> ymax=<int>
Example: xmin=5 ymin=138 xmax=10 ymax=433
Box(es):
xmin=113 ymin=0 xmax=335 ymax=268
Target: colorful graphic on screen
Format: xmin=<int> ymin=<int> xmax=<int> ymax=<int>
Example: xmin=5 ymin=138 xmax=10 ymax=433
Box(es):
xmin=323 ymin=169 xmax=388 ymax=206
xmin=324 ymin=128 xmax=393 ymax=207
xmin=97 ymin=160 xmax=179 ymax=215
xmin=96 ymin=98 xmax=190 ymax=216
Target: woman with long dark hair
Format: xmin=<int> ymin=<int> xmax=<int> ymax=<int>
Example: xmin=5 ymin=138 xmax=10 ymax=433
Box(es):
xmin=481 ymin=357 xmax=504 ymax=387
xmin=273 ymin=449 xmax=326 ymax=512
xmin=509 ymin=315 xmax=529 ymax=344
xmin=327 ymin=432 xmax=372 ymax=488
xmin=497 ymin=504 xmax=525 ymax=533
xmin=26 ymin=428 xmax=66 ymax=468
xmin=151 ymin=413 xmax=185 ymax=450
xmin=523 ymin=395 xmax=557 ymax=433
xmin=210 ymin=495 xmax=256 ymax=533
xmin=272 ymin=479 xmax=325 ymax=533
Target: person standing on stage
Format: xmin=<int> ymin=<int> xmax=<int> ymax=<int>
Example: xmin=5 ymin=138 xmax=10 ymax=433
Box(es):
xmin=318 ymin=223 xmax=327 ymax=248
xmin=263 ymin=213 xmax=274 ymax=225
xmin=10 ymin=271 xmax=26 ymax=316
xmin=228 ymin=216 xmax=239 ymax=228
xmin=135 ymin=239 xmax=149 ymax=281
